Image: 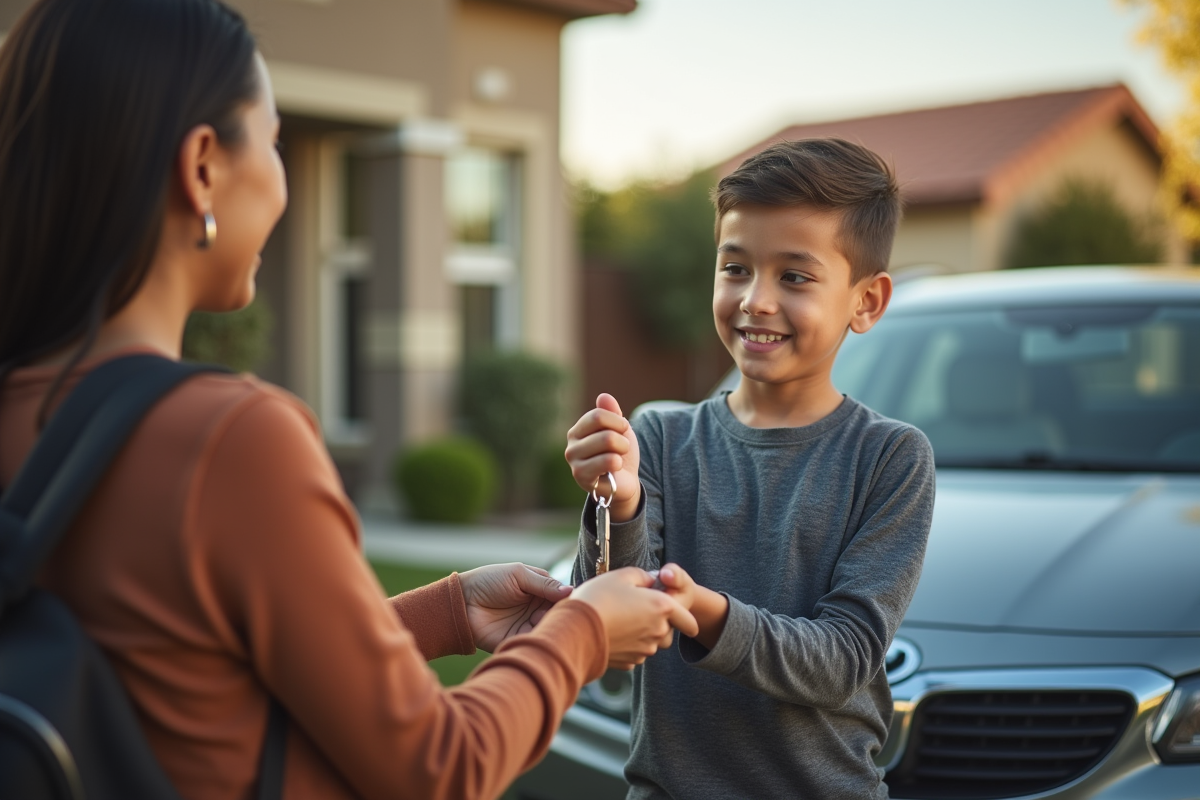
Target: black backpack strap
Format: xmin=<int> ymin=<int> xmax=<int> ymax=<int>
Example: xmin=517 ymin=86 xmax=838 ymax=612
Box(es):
xmin=0 ymin=355 xmax=224 ymax=608
xmin=257 ymin=697 xmax=289 ymax=800
xmin=0 ymin=353 xmax=289 ymax=799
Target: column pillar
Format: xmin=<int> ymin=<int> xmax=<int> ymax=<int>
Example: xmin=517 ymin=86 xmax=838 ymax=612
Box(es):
xmin=360 ymin=121 xmax=463 ymax=514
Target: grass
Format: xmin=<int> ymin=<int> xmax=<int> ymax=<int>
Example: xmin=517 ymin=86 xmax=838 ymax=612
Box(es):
xmin=370 ymin=557 xmax=569 ymax=799
xmin=369 ymin=560 xmax=490 ymax=685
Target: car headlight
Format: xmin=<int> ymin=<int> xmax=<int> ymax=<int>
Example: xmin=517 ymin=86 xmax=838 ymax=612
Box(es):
xmin=1151 ymin=673 xmax=1200 ymax=763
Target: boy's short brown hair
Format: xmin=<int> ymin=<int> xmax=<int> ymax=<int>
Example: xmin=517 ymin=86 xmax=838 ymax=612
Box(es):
xmin=714 ymin=138 xmax=902 ymax=283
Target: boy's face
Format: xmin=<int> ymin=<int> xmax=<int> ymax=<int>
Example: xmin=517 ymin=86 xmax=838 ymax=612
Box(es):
xmin=713 ymin=203 xmax=887 ymax=390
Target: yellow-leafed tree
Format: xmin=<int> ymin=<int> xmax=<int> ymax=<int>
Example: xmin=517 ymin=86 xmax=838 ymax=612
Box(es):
xmin=1131 ymin=0 xmax=1200 ymax=240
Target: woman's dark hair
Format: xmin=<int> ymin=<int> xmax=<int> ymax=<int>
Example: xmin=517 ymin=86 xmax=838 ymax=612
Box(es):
xmin=0 ymin=0 xmax=258 ymax=413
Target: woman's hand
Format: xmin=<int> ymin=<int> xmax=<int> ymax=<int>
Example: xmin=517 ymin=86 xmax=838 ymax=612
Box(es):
xmin=458 ymin=563 xmax=573 ymax=653
xmin=565 ymin=393 xmax=641 ymax=522
xmin=572 ymin=567 xmax=699 ymax=670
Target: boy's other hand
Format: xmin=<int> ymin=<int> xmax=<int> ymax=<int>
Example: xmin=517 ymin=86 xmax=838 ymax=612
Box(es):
xmin=650 ymin=563 xmax=696 ymax=609
xmin=573 ymin=567 xmax=699 ymax=670
xmin=565 ymin=393 xmax=641 ymax=522
xmin=654 ymin=562 xmax=729 ymax=652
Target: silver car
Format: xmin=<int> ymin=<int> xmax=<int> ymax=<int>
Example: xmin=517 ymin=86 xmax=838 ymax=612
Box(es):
xmin=512 ymin=266 xmax=1200 ymax=800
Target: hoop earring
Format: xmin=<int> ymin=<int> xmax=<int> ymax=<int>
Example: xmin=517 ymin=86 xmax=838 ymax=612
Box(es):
xmin=196 ymin=212 xmax=216 ymax=250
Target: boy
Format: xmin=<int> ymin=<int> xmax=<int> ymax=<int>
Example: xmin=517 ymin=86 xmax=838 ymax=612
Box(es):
xmin=566 ymin=138 xmax=935 ymax=799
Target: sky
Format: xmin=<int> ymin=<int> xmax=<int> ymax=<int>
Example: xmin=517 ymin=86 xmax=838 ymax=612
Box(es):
xmin=561 ymin=0 xmax=1186 ymax=188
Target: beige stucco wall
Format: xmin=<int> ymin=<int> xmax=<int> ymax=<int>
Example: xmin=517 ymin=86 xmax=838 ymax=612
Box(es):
xmin=453 ymin=0 xmax=562 ymax=118
xmin=237 ymin=0 xmax=455 ymax=116
xmin=0 ymin=3 xmax=26 ymax=29
xmin=890 ymin=205 xmax=976 ymax=274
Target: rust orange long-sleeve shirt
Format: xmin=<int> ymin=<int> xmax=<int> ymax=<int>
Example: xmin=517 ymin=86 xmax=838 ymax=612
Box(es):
xmin=0 ymin=349 xmax=607 ymax=800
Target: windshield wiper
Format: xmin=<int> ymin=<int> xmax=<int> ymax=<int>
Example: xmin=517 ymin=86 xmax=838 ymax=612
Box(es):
xmin=937 ymin=453 xmax=1200 ymax=473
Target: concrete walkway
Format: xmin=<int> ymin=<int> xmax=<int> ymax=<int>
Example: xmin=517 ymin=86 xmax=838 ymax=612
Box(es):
xmin=361 ymin=515 xmax=578 ymax=572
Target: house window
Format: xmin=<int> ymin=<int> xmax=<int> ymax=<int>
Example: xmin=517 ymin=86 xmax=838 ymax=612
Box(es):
xmin=448 ymin=147 xmax=514 ymax=248
xmin=446 ymin=147 xmax=521 ymax=352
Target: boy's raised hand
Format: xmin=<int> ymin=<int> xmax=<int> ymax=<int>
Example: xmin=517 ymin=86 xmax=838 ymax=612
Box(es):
xmin=565 ymin=393 xmax=641 ymax=522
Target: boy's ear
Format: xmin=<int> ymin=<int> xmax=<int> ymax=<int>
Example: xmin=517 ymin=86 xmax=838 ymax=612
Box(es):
xmin=849 ymin=271 xmax=893 ymax=334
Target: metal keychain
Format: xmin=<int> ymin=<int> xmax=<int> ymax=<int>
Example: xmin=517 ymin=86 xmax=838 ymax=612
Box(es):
xmin=592 ymin=472 xmax=616 ymax=575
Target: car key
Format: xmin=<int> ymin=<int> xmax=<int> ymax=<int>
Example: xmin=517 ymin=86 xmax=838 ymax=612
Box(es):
xmin=592 ymin=472 xmax=616 ymax=575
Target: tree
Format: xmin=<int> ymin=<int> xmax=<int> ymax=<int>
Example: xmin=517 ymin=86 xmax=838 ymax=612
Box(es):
xmin=1130 ymin=0 xmax=1200 ymax=240
xmin=1005 ymin=178 xmax=1164 ymax=268
xmin=577 ymin=171 xmax=719 ymax=349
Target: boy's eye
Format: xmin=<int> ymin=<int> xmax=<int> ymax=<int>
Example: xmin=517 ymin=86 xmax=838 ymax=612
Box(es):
xmin=781 ymin=272 xmax=810 ymax=285
xmin=721 ymin=263 xmax=749 ymax=276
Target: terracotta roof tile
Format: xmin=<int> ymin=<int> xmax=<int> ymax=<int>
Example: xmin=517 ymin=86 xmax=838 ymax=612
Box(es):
xmin=719 ymin=85 xmax=1160 ymax=208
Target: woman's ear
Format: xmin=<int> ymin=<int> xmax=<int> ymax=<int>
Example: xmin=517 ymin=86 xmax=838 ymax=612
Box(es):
xmin=849 ymin=271 xmax=893 ymax=334
xmin=176 ymin=123 xmax=220 ymax=218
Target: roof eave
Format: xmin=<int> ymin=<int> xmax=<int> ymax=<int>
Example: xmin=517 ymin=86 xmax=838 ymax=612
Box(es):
xmin=487 ymin=0 xmax=637 ymax=20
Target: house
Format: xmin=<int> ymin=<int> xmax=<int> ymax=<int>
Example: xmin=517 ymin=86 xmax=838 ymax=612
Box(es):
xmin=720 ymin=84 xmax=1189 ymax=274
xmin=0 ymin=0 xmax=636 ymax=509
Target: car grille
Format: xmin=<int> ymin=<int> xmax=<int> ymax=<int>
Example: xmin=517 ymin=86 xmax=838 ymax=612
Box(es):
xmin=886 ymin=690 xmax=1134 ymax=799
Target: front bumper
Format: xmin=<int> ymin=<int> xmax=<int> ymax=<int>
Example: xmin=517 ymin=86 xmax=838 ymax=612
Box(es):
xmin=512 ymin=666 xmax=1200 ymax=800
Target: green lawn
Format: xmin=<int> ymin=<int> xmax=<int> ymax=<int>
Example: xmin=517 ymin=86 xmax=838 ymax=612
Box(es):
xmin=369 ymin=560 xmax=490 ymax=686
xmin=370 ymin=557 xmax=569 ymax=799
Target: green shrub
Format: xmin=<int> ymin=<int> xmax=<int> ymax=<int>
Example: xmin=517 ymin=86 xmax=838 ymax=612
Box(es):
xmin=540 ymin=444 xmax=585 ymax=510
xmin=1005 ymin=178 xmax=1164 ymax=269
xmin=393 ymin=437 xmax=498 ymax=523
xmin=182 ymin=298 xmax=273 ymax=373
xmin=460 ymin=351 xmax=566 ymax=510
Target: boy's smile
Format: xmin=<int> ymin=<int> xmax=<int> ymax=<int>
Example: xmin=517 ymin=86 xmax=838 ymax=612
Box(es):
xmin=713 ymin=203 xmax=890 ymax=425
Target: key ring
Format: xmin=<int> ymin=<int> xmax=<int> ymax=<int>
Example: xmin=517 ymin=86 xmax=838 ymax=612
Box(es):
xmin=591 ymin=472 xmax=617 ymax=509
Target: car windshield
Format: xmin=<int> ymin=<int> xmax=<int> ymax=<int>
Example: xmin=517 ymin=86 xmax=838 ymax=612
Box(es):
xmin=831 ymin=303 xmax=1200 ymax=471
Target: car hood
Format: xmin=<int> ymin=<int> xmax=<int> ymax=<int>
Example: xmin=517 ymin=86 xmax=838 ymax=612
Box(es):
xmin=904 ymin=471 xmax=1200 ymax=635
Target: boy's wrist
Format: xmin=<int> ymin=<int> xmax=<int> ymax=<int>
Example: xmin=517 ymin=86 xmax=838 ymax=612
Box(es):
xmin=610 ymin=486 xmax=642 ymax=523
xmin=691 ymin=586 xmax=730 ymax=651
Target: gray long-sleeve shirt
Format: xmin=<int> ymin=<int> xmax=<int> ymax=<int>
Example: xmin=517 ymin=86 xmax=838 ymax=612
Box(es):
xmin=574 ymin=394 xmax=935 ymax=799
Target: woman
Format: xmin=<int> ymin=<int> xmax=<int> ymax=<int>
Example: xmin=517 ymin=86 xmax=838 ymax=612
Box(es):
xmin=0 ymin=1 xmax=696 ymax=798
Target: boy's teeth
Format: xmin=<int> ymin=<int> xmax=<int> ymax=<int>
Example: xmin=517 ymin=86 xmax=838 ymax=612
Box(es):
xmin=745 ymin=332 xmax=783 ymax=343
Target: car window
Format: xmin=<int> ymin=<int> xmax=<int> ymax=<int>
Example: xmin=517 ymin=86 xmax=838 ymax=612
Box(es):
xmin=832 ymin=305 xmax=1200 ymax=471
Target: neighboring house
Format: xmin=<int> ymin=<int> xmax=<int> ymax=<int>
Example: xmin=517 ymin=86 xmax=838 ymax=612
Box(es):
xmin=582 ymin=84 xmax=1191 ymax=411
xmin=720 ymin=84 xmax=1190 ymax=275
xmin=0 ymin=0 xmax=635 ymax=508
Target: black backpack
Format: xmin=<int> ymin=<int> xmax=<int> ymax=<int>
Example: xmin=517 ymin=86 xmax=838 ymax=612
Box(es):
xmin=0 ymin=354 xmax=287 ymax=799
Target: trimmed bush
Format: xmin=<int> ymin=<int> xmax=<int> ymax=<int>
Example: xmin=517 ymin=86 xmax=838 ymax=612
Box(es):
xmin=460 ymin=351 xmax=566 ymax=510
xmin=1005 ymin=178 xmax=1164 ymax=269
xmin=182 ymin=297 xmax=273 ymax=373
xmin=541 ymin=444 xmax=586 ymax=510
xmin=393 ymin=437 xmax=498 ymax=523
